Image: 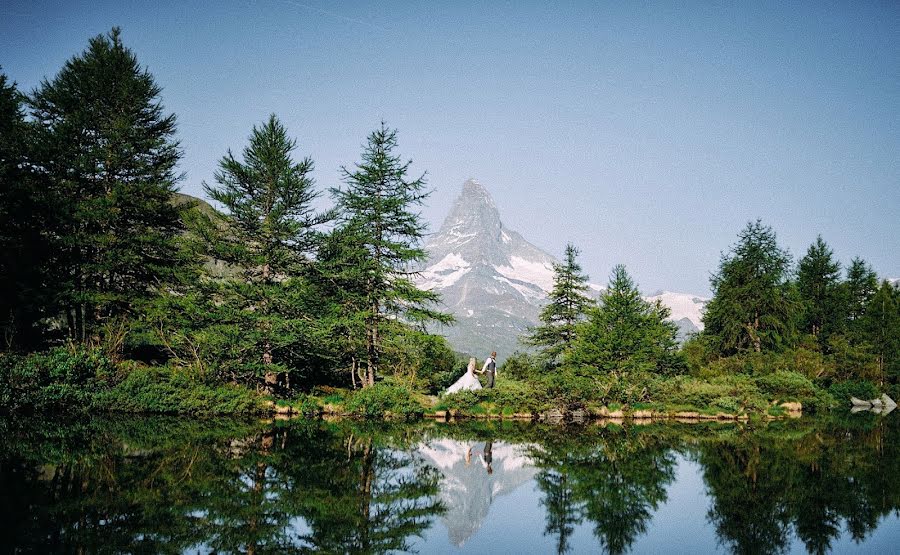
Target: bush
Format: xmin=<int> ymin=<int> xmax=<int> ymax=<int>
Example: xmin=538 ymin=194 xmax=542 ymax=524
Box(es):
xmin=535 ymin=369 xmax=597 ymax=409
xmin=754 ymin=370 xmax=834 ymax=413
xmin=502 ymin=351 xmax=546 ymax=381
xmin=0 ymin=347 xmax=113 ymax=413
xmin=345 ymin=383 xmax=423 ymax=419
xmin=95 ymin=367 xmax=264 ymax=416
xmin=755 ymin=370 xmax=818 ymax=399
xmin=651 ymin=374 xmax=765 ymax=413
xmin=827 ymin=380 xmax=880 ymax=404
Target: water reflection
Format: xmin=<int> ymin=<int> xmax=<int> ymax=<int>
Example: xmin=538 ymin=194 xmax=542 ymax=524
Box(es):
xmin=418 ymin=438 xmax=535 ymax=546
xmin=0 ymin=416 xmax=898 ymax=554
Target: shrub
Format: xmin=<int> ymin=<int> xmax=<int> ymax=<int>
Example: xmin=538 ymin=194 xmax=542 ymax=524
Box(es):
xmin=755 ymin=370 xmax=818 ymax=399
xmin=754 ymin=370 xmax=834 ymax=413
xmin=345 ymin=383 xmax=423 ymax=419
xmin=827 ymin=380 xmax=880 ymax=404
xmin=0 ymin=347 xmax=113 ymax=413
xmin=502 ymin=351 xmax=546 ymax=381
xmin=95 ymin=367 xmax=263 ymax=416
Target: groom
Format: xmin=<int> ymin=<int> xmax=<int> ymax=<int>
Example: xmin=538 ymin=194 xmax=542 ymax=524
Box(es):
xmin=478 ymin=351 xmax=497 ymax=388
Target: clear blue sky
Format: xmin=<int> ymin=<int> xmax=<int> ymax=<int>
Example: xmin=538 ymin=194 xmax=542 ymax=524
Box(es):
xmin=2 ymin=0 xmax=898 ymax=294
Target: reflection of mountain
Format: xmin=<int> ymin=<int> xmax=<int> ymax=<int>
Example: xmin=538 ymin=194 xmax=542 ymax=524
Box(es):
xmin=417 ymin=438 xmax=537 ymax=546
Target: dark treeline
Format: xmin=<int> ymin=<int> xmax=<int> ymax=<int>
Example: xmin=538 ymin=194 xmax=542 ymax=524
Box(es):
xmin=0 ymin=28 xmax=457 ymax=410
xmin=514 ymin=219 xmax=900 ymax=413
xmin=2 ymin=28 xmax=898 ymax=418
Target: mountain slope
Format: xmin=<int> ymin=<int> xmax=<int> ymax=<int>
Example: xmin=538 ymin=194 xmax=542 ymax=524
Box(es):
xmin=418 ymin=179 xmax=556 ymax=358
xmin=418 ymin=180 xmax=708 ymax=357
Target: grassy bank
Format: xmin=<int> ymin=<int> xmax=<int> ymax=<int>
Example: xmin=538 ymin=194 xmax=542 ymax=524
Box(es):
xmin=2 ymin=347 xmax=892 ymax=421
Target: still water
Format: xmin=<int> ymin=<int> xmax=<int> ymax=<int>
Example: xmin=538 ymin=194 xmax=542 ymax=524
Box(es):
xmin=1 ymin=415 xmax=898 ymax=554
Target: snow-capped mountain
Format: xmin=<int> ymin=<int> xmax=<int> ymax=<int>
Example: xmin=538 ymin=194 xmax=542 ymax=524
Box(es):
xmin=417 ymin=179 xmax=557 ymax=358
xmin=417 ymin=179 xmax=707 ymax=357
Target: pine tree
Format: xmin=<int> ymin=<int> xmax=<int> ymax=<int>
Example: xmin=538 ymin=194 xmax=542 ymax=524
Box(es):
xmin=859 ymin=281 xmax=900 ymax=385
xmin=0 ymin=71 xmax=50 ymax=349
xmin=29 ymin=28 xmax=184 ymax=343
xmin=527 ymin=243 xmax=594 ymax=360
xmin=570 ymin=265 xmax=679 ymax=375
xmin=199 ymin=115 xmax=332 ymax=388
xmin=796 ymin=235 xmax=842 ymax=343
xmin=844 ymin=257 xmax=878 ymax=324
xmin=702 ymin=220 xmax=796 ymax=355
xmin=331 ymin=123 xmax=451 ymax=387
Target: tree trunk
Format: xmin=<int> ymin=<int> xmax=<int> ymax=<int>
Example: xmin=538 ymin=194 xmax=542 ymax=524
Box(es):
xmin=367 ymin=308 xmax=378 ymax=387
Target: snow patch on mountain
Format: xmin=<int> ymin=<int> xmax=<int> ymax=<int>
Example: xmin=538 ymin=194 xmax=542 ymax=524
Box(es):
xmin=496 ymin=256 xmax=556 ymax=293
xmin=645 ymin=291 xmax=708 ymax=331
xmin=418 ymin=252 xmax=471 ymax=289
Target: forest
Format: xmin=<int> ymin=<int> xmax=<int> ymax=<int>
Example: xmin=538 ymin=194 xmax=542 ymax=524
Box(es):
xmin=1 ymin=29 xmax=898 ymax=419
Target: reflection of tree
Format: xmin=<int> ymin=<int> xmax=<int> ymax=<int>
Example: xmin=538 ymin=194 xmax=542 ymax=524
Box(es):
xmin=289 ymin=426 xmax=444 ymax=553
xmin=531 ymin=427 xmax=677 ymax=555
xmin=0 ymin=418 xmax=443 ymax=554
xmin=3 ymin=417 xmax=900 ymax=554
xmin=698 ymin=418 xmax=900 ymax=555
xmin=700 ymin=439 xmax=792 ymax=554
xmin=537 ymin=469 xmax=582 ymax=554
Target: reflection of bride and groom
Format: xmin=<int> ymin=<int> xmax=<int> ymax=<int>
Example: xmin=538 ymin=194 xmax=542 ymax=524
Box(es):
xmin=446 ymin=352 xmax=497 ymax=394
xmin=418 ymin=437 xmax=535 ymax=547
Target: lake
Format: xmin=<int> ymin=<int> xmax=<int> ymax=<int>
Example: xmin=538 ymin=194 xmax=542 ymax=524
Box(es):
xmin=1 ymin=415 xmax=898 ymax=554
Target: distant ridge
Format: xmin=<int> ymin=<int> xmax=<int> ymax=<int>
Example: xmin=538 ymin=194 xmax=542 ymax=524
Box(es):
xmin=417 ymin=180 xmax=709 ymax=358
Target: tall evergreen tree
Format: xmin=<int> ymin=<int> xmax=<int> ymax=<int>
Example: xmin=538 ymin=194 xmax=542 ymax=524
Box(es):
xmin=29 ymin=28 xmax=184 ymax=343
xmin=570 ymin=265 xmax=679 ymax=375
xmin=844 ymin=257 xmax=878 ymax=325
xmin=796 ymin=235 xmax=842 ymax=342
xmin=0 ymin=71 xmax=49 ymax=349
xmin=859 ymin=281 xmax=900 ymax=385
xmin=199 ymin=115 xmax=332 ymax=387
xmin=331 ymin=123 xmax=451 ymax=387
xmin=702 ymin=220 xmax=796 ymax=355
xmin=527 ymin=243 xmax=594 ymax=360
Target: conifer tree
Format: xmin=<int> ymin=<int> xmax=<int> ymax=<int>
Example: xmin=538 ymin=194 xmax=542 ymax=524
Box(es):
xmin=570 ymin=265 xmax=679 ymax=375
xmin=859 ymin=281 xmax=900 ymax=385
xmin=527 ymin=243 xmax=594 ymax=360
xmin=702 ymin=220 xmax=796 ymax=355
xmin=199 ymin=115 xmax=332 ymax=387
xmin=0 ymin=71 xmax=49 ymax=349
xmin=29 ymin=28 xmax=184 ymax=343
xmin=331 ymin=123 xmax=451 ymax=387
xmin=844 ymin=257 xmax=878 ymax=324
xmin=796 ymin=235 xmax=842 ymax=343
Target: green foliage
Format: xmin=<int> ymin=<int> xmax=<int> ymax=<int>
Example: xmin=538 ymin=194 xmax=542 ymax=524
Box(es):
xmin=331 ymin=123 xmax=451 ymax=386
xmin=651 ymin=374 xmax=767 ymax=414
xmin=702 ymin=220 xmax=796 ymax=355
xmin=859 ymin=281 xmax=900 ymax=384
xmin=845 ymin=257 xmax=878 ymax=327
xmin=29 ymin=28 xmax=186 ymax=342
xmin=380 ymin=325 xmax=461 ymax=394
xmin=501 ymin=351 xmax=547 ymax=381
xmin=570 ymin=264 xmax=681 ymax=376
xmin=796 ymin=236 xmax=844 ymax=345
xmin=186 ymin=115 xmax=333 ymax=390
xmin=345 ymin=382 xmax=424 ymax=419
xmin=526 ymin=243 xmax=594 ymax=360
xmin=0 ymin=70 xmax=49 ymax=350
xmin=827 ymin=380 xmax=880 ymax=403
xmin=95 ymin=366 xmax=263 ymax=416
xmin=0 ymin=347 xmax=111 ymax=413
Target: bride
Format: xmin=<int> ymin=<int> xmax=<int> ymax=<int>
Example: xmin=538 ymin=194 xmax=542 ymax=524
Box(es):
xmin=446 ymin=357 xmax=482 ymax=394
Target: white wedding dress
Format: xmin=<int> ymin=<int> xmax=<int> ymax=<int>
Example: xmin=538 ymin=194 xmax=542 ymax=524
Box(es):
xmin=446 ymin=361 xmax=482 ymax=394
